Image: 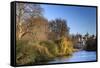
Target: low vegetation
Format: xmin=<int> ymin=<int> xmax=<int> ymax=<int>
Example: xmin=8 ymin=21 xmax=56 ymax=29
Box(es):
xmin=16 ymin=40 xmax=53 ymax=65
xmin=16 ymin=37 xmax=74 ymax=65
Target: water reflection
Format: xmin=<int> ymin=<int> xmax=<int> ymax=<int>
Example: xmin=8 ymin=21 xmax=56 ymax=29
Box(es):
xmin=48 ymin=50 xmax=96 ymax=63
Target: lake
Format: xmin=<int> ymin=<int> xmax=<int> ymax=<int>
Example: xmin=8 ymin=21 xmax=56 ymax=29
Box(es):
xmin=48 ymin=50 xmax=96 ymax=63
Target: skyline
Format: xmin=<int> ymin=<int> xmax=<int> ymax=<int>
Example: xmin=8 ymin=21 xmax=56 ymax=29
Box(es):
xmin=41 ymin=4 xmax=96 ymax=35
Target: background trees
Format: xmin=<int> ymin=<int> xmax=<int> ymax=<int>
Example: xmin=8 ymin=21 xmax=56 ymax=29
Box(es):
xmin=84 ymin=34 xmax=97 ymax=51
xmin=49 ymin=18 xmax=70 ymax=40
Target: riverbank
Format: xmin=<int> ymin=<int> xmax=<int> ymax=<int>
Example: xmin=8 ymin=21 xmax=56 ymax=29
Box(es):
xmin=48 ymin=50 xmax=96 ymax=63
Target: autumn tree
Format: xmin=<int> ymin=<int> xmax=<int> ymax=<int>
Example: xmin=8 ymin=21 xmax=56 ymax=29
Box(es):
xmin=16 ymin=3 xmax=43 ymax=40
xmin=24 ymin=16 xmax=49 ymax=41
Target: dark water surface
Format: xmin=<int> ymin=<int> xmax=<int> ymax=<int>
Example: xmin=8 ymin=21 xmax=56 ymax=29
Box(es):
xmin=48 ymin=50 xmax=96 ymax=63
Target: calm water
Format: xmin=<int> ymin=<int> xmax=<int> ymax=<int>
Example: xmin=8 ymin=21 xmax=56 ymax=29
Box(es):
xmin=48 ymin=50 xmax=96 ymax=63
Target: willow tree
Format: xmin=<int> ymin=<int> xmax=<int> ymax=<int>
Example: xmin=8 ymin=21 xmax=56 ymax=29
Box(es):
xmin=16 ymin=3 xmax=43 ymax=40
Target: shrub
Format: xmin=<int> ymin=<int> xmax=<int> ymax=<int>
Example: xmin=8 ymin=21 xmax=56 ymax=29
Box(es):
xmin=16 ymin=40 xmax=54 ymax=65
xmin=16 ymin=40 xmax=36 ymax=65
xmin=32 ymin=44 xmax=53 ymax=63
xmin=39 ymin=40 xmax=59 ymax=56
xmin=57 ymin=37 xmax=74 ymax=56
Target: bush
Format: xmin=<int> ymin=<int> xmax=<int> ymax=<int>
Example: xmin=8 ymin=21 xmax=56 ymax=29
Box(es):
xmin=57 ymin=37 xmax=74 ymax=56
xmin=39 ymin=40 xmax=59 ymax=56
xmin=16 ymin=40 xmax=36 ymax=65
xmin=16 ymin=40 xmax=54 ymax=65
xmin=32 ymin=44 xmax=53 ymax=63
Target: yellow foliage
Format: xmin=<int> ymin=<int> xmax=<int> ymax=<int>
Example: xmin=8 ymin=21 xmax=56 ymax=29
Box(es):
xmin=58 ymin=37 xmax=73 ymax=56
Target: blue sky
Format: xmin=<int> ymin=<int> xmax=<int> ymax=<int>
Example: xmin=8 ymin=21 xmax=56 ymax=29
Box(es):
xmin=41 ymin=4 xmax=96 ymax=35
